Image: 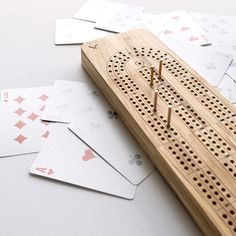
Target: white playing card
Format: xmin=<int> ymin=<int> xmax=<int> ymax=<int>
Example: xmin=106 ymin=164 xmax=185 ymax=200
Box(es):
xmin=42 ymin=80 xmax=154 ymax=185
xmin=41 ymin=80 xmax=110 ymax=123
xmin=74 ymin=0 xmax=144 ymax=23
xmin=0 ymin=86 xmax=51 ymax=157
xmin=217 ymin=74 xmax=236 ymax=103
xmin=69 ymin=110 xmax=155 ymax=186
xmin=159 ymin=11 xmax=210 ymax=46
xmin=30 ymin=124 xmax=136 ymax=199
xmin=55 ymin=19 xmax=110 ymax=45
xmin=209 ymin=40 xmax=236 ymax=81
xmin=190 ymin=12 xmax=236 ymax=45
xmin=95 ymin=11 xmax=167 ymax=35
xmin=164 ymin=38 xmax=232 ymax=86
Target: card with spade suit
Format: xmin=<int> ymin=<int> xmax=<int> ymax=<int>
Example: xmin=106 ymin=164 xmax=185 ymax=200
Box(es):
xmin=0 ymin=86 xmax=51 ymax=157
xmin=30 ymin=124 xmax=136 ymax=199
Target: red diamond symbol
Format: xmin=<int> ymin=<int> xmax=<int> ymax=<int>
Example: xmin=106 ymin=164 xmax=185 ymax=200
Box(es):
xmin=14 ymin=120 xmax=26 ymax=129
xmin=39 ymin=105 xmax=45 ymax=111
xmin=14 ymin=134 xmax=27 ymax=144
xmin=14 ymin=107 xmax=26 ymax=116
xmin=41 ymin=120 xmax=50 ymax=126
xmin=14 ymin=96 xmax=25 ymax=104
xmin=42 ymin=130 xmax=50 ymax=139
xmin=47 ymin=169 xmax=54 ymax=175
xmin=27 ymin=112 xmax=38 ymax=121
xmin=38 ymin=94 xmax=48 ymax=101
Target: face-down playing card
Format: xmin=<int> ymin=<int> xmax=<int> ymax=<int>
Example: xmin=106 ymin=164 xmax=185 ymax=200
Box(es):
xmin=30 ymin=124 xmax=136 ymax=199
xmin=0 ymin=86 xmax=51 ymax=157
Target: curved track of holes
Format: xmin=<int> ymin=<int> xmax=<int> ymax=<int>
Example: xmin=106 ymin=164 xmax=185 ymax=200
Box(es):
xmin=106 ymin=47 xmax=236 ymax=234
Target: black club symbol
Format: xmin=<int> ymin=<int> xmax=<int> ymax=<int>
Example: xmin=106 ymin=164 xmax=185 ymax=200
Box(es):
xmin=128 ymin=154 xmax=142 ymax=166
xmin=91 ymin=90 xmax=99 ymax=97
xmin=107 ymin=110 xmax=118 ymax=119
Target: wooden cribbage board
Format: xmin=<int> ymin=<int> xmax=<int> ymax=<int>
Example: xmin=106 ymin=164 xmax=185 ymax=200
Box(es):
xmin=81 ymin=29 xmax=236 ymax=236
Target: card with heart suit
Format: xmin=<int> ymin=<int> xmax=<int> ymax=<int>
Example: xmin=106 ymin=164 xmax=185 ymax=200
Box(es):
xmin=74 ymin=0 xmax=144 ymax=23
xmin=0 ymin=86 xmax=51 ymax=157
xmin=159 ymin=11 xmax=210 ymax=46
xmin=69 ymin=111 xmax=155 ymax=186
xmin=55 ymin=19 xmax=110 ymax=45
xmin=95 ymin=12 xmax=167 ymax=35
xmin=190 ymin=12 xmax=236 ymax=45
xmin=217 ymin=74 xmax=236 ymax=103
xmin=41 ymin=80 xmax=111 ymax=123
xmin=30 ymin=124 xmax=136 ymax=199
xmin=164 ymin=38 xmax=232 ymax=86
xmin=42 ymin=80 xmax=154 ymax=185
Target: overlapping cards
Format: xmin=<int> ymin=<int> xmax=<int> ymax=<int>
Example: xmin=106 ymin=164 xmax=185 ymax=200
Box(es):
xmin=1 ymin=0 xmax=236 ymax=200
xmin=0 ymin=80 xmax=155 ymax=199
xmin=55 ymin=0 xmax=236 ymax=101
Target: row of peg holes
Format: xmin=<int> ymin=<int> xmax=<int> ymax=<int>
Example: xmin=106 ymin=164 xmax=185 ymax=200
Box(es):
xmin=111 ymin=48 xmax=236 ymax=124
xmin=222 ymin=156 xmax=236 ymax=178
xmin=165 ymin=135 xmax=236 ymax=232
xmin=201 ymin=97 xmax=233 ymax=120
xmin=191 ymin=170 xmax=232 ymax=208
xmin=222 ymin=118 xmax=236 ymax=135
xmin=175 ymin=107 xmax=203 ymax=131
xmin=107 ymin=48 xmax=236 ymax=233
xmin=107 ymin=48 xmax=236 ymax=232
xmin=108 ymin=50 xmax=182 ymax=143
xmin=136 ymin=60 xmax=210 ymax=131
xmin=167 ymin=140 xmax=204 ymax=173
xmin=196 ymin=129 xmax=233 ymax=159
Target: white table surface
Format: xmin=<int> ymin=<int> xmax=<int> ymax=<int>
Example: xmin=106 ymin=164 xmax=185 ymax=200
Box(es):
xmin=0 ymin=0 xmax=235 ymax=235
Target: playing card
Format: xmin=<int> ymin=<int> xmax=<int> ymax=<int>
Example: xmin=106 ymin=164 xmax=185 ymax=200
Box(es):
xmin=41 ymin=80 xmax=110 ymax=123
xmin=217 ymin=74 xmax=236 ymax=103
xmin=164 ymin=38 xmax=232 ymax=86
xmin=69 ymin=110 xmax=155 ymax=186
xmin=74 ymin=0 xmax=144 ymax=23
xmin=95 ymin=12 xmax=167 ymax=35
xmin=30 ymin=124 xmax=136 ymax=199
xmin=209 ymin=40 xmax=236 ymax=81
xmin=55 ymin=19 xmax=110 ymax=45
xmin=159 ymin=11 xmax=210 ymax=46
xmin=0 ymin=86 xmax=51 ymax=157
xmin=190 ymin=12 xmax=236 ymax=45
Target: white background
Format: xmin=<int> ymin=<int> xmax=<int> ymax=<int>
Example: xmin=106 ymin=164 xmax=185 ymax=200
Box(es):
xmin=0 ymin=0 xmax=235 ymax=235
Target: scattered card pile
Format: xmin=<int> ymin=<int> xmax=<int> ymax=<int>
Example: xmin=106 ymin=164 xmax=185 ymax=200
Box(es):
xmin=0 ymin=80 xmax=155 ymax=199
xmin=1 ymin=0 xmax=236 ymax=200
xmin=55 ymin=0 xmax=236 ymax=102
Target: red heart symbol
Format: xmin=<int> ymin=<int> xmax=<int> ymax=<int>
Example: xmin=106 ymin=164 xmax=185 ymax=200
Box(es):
xmin=189 ymin=36 xmax=199 ymax=41
xmin=82 ymin=149 xmax=95 ymax=161
xmin=171 ymin=16 xmax=180 ymax=20
xmin=181 ymin=26 xmax=189 ymax=31
xmin=47 ymin=169 xmax=54 ymax=175
xmin=163 ymin=30 xmax=173 ymax=35
xmin=35 ymin=167 xmax=54 ymax=175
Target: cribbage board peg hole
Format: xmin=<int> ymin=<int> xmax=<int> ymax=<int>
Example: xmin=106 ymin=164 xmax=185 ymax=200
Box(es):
xmin=153 ymin=89 xmax=158 ymax=112
xmin=150 ymin=65 xmax=155 ymax=86
xmin=158 ymin=60 xmax=163 ymax=80
xmin=167 ymin=105 xmax=172 ymax=128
